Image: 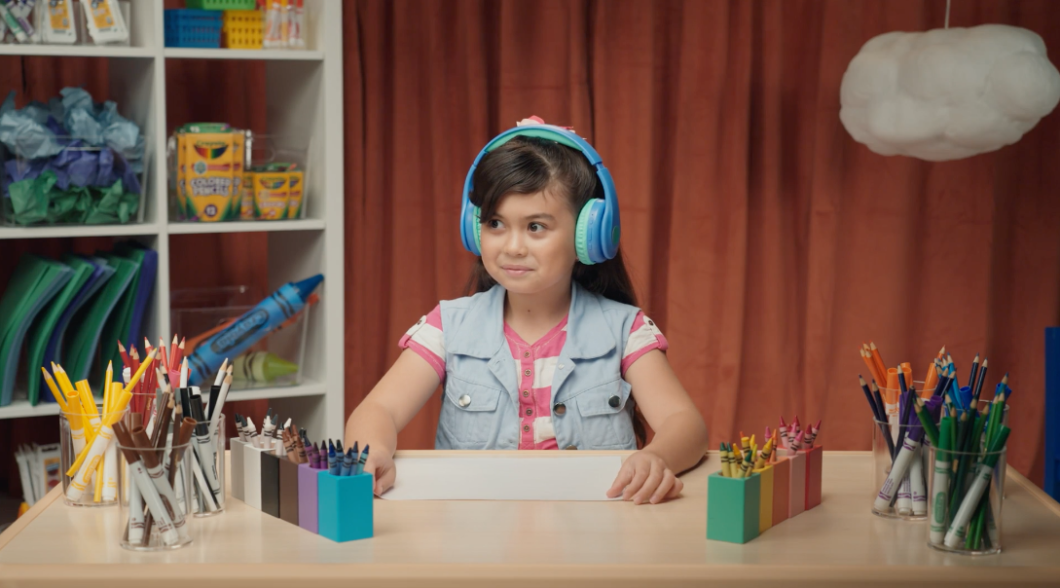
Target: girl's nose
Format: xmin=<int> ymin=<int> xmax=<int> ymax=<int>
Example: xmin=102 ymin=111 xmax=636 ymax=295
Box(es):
xmin=504 ymin=231 xmax=528 ymax=256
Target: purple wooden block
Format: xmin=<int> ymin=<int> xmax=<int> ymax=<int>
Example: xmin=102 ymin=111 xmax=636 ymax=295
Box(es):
xmin=298 ymin=463 xmax=323 ymax=534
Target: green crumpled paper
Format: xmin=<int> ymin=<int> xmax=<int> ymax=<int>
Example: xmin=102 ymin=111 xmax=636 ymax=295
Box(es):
xmin=4 ymin=170 xmax=139 ymax=225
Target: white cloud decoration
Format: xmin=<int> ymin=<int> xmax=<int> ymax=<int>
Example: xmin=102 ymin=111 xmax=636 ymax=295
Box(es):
xmin=840 ymin=24 xmax=1060 ymax=161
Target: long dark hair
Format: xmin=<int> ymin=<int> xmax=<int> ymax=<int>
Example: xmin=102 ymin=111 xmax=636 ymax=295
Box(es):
xmin=463 ymin=135 xmax=648 ymax=446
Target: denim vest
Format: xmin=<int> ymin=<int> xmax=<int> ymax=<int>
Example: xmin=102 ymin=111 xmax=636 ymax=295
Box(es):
xmin=435 ymin=282 xmax=640 ymax=450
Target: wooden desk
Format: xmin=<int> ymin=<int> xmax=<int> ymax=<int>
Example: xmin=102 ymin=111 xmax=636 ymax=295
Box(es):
xmin=2 ymin=451 xmax=1060 ymax=587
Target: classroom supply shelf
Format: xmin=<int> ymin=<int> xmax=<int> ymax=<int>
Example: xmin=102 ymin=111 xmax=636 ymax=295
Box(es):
xmin=164 ymin=48 xmax=324 ymax=60
xmin=0 ymin=0 xmax=345 ymax=441
xmin=167 ymin=219 xmax=325 ymax=234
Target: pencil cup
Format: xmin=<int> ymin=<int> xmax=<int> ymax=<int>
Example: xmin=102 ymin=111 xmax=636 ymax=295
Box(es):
xmin=298 ymin=463 xmax=324 ymax=534
xmin=871 ymin=418 xmax=928 ymax=520
xmin=241 ymin=437 xmax=283 ymax=510
xmin=787 ymin=450 xmax=806 ymax=517
xmin=926 ymin=445 xmax=1006 ymax=555
xmin=770 ymin=456 xmax=791 ymax=526
xmin=261 ymin=452 xmax=282 ymax=518
xmin=231 ymin=438 xmax=246 ymax=501
xmin=707 ymin=472 xmax=760 ymax=543
xmin=60 ymin=406 xmax=126 ymax=508
xmin=117 ymin=440 xmax=194 ymax=551
xmin=752 ymin=465 xmax=774 ymax=534
xmin=801 ymin=445 xmax=823 ymax=510
xmin=278 ymin=457 xmax=301 ymax=526
xmin=189 ymin=415 xmax=225 ymax=517
xmin=318 ymin=472 xmax=374 ymax=542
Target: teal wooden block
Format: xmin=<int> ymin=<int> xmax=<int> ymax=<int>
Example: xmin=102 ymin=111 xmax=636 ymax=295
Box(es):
xmin=318 ymin=472 xmax=374 ymax=542
xmin=707 ymin=472 xmax=761 ymax=544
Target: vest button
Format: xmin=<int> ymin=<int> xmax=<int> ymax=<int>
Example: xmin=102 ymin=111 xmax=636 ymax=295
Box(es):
xmin=458 ymin=394 xmax=471 ymax=408
xmin=608 ymin=395 xmax=620 ymax=408
xmin=553 ymin=403 xmax=566 ymax=415
xmin=565 ymin=445 xmax=577 ymax=450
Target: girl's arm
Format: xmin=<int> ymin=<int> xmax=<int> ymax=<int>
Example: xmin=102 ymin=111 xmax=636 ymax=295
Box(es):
xmin=607 ymin=349 xmax=709 ymax=504
xmin=344 ymin=349 xmax=440 ymax=493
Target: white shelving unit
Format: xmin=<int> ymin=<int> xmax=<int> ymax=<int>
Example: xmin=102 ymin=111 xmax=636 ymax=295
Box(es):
xmin=0 ymin=1 xmax=345 ymax=440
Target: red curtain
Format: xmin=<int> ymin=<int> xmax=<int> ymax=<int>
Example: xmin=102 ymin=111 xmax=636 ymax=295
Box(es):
xmin=342 ymin=0 xmax=1060 ymax=484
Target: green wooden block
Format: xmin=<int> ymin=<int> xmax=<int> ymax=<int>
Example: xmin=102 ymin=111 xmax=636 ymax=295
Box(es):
xmin=707 ymin=472 xmax=761 ymax=544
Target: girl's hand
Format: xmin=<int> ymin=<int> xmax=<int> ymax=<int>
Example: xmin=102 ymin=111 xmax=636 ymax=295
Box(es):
xmin=362 ymin=450 xmax=396 ymax=496
xmin=606 ymin=450 xmax=684 ymax=504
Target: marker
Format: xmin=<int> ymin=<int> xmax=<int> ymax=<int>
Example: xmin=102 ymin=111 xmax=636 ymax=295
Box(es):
xmin=944 ymin=427 xmax=1011 ymax=548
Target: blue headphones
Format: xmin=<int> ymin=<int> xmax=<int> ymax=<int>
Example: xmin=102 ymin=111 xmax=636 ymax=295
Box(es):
xmin=459 ymin=124 xmax=620 ymax=265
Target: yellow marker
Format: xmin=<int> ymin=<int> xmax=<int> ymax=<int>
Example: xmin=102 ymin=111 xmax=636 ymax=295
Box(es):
xmin=122 ymin=349 xmax=156 ymax=396
xmin=41 ymin=368 xmax=68 ymax=411
xmin=76 ymin=380 xmax=99 ymax=420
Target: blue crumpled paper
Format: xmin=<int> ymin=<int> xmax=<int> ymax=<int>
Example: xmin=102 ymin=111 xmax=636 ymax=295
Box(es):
xmin=0 ymin=88 xmax=145 ymax=225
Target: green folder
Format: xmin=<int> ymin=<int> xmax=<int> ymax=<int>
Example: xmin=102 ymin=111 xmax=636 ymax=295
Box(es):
xmin=25 ymin=256 xmax=95 ymax=405
xmin=65 ymin=254 xmax=137 ymax=385
xmin=98 ymin=247 xmax=144 ymax=381
xmin=0 ymin=255 xmax=73 ymax=406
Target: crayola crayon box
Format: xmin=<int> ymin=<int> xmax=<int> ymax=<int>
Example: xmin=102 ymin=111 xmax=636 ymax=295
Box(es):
xmin=252 ymin=171 xmax=291 ymax=220
xmin=183 ymin=130 xmax=244 ymax=222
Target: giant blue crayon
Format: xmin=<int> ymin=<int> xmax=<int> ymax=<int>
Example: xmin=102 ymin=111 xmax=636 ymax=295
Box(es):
xmin=186 ymin=274 xmax=323 ymax=386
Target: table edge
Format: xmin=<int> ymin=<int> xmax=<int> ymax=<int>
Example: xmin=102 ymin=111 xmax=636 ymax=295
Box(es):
xmin=0 ymin=485 xmax=60 ymax=552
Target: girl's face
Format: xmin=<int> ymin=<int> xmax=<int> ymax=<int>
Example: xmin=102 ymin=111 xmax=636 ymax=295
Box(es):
xmin=480 ymin=188 xmax=579 ymax=297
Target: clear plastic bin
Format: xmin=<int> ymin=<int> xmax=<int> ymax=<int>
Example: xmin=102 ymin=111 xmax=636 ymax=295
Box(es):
xmin=170 ymin=286 xmax=310 ymax=391
xmin=168 ymin=132 xmax=308 ymax=222
xmin=1 ymin=137 xmax=148 ymax=227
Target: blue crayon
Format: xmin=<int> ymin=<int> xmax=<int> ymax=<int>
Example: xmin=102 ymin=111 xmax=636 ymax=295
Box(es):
xmin=185 ymin=274 xmax=323 ymax=386
xmin=341 ymin=448 xmax=355 ymax=476
xmin=335 ymin=439 xmax=343 ymax=454
xmin=356 ymin=444 xmax=369 ymax=476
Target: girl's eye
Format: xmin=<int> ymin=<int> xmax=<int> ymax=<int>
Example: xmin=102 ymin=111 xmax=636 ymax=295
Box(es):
xmin=487 ymin=219 xmax=503 ymax=229
xmin=528 ymin=222 xmax=545 ymax=232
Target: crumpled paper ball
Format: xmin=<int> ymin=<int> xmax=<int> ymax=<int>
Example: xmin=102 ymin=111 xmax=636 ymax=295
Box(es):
xmin=0 ymin=88 xmax=144 ymax=225
xmin=840 ymin=24 xmax=1060 ymax=161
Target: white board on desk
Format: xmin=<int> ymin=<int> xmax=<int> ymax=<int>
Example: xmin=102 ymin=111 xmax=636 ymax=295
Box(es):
xmin=381 ymin=456 xmax=623 ymax=501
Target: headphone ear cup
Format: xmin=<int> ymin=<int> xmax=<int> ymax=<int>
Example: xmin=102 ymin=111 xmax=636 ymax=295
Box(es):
xmin=575 ymin=200 xmax=604 ymax=265
xmin=472 ymin=206 xmax=482 ymax=254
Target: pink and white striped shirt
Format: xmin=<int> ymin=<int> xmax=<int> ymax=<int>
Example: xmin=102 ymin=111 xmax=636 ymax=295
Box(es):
xmin=399 ymin=305 xmax=668 ymax=450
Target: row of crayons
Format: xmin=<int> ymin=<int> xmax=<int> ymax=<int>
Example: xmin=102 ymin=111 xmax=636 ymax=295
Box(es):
xmin=232 ymin=408 xmax=371 ymax=476
xmin=718 ymin=417 xmax=822 ymax=478
xmin=859 ymin=344 xmax=1013 ymax=550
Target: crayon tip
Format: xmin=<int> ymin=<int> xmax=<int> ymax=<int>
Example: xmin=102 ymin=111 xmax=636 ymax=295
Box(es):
xmin=779 ymin=416 xmax=787 ymax=427
xmin=292 ymin=274 xmax=324 ymax=297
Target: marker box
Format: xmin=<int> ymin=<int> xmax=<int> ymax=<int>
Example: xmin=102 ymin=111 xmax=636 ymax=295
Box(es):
xmin=752 ymin=465 xmax=774 ymax=534
xmin=230 ymin=438 xmax=246 ymax=501
xmin=278 ymin=457 xmax=301 ymax=526
xmin=241 ymin=443 xmax=276 ymax=510
xmin=801 ymin=445 xmax=823 ymax=510
xmin=260 ymin=452 xmax=281 ymax=518
xmin=706 ymin=471 xmax=760 ymax=544
xmin=788 ymin=451 xmax=807 ymax=518
xmin=770 ymin=456 xmax=791 ymax=526
xmin=298 ymin=464 xmax=324 ymax=534
xmin=318 ymin=472 xmax=374 ymax=543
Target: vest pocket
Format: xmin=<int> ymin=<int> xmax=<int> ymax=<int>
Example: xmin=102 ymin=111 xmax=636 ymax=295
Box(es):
xmin=572 ymin=378 xmax=635 ymax=449
xmin=438 ymin=377 xmax=504 ymax=446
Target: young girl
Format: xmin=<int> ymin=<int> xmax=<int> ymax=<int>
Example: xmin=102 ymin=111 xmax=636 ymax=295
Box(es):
xmin=345 ymin=117 xmax=709 ymax=504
